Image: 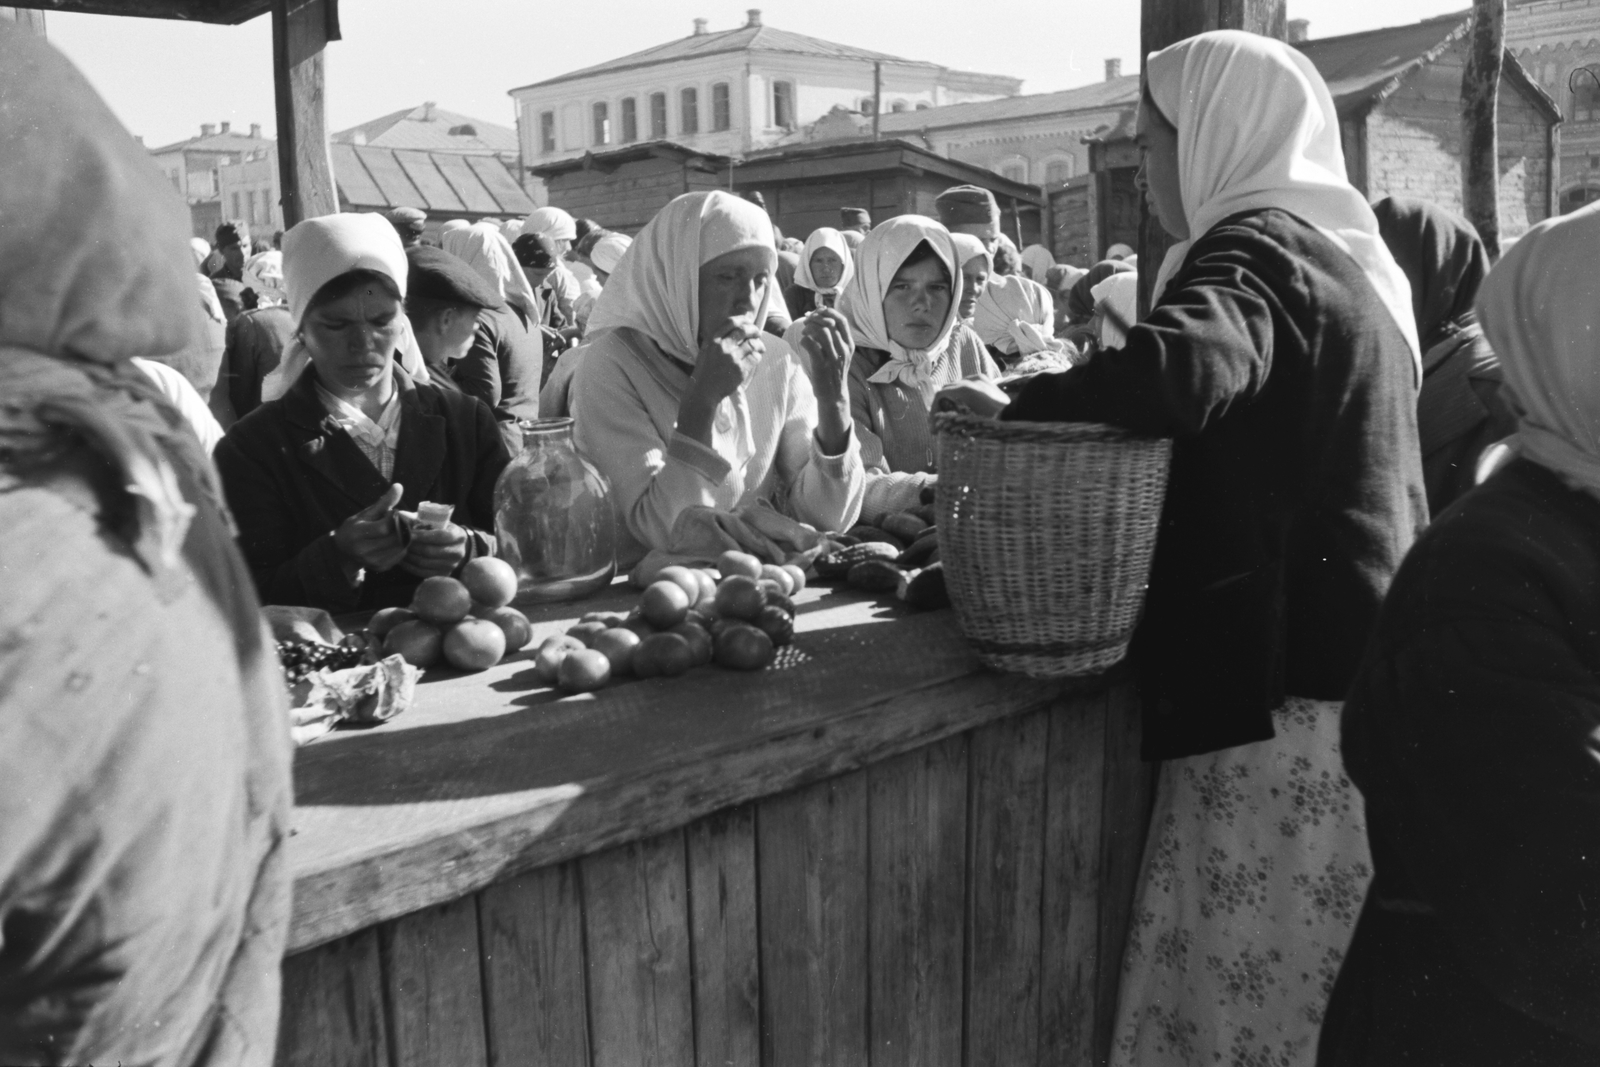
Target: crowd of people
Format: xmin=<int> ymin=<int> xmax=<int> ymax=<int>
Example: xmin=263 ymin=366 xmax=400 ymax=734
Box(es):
xmin=2 ymin=15 xmax=1596 ymax=1067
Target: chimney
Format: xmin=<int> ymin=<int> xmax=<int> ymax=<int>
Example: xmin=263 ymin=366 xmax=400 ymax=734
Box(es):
xmin=1288 ymin=19 xmax=1310 ymax=44
xmin=693 ymin=17 xmax=708 ymax=35
xmin=746 ymin=8 xmax=761 ymax=27
xmin=1104 ymin=58 xmax=1121 ymax=81
xmin=201 ymin=123 xmax=217 ymax=136
xmin=219 ymin=120 xmax=231 ymax=134
xmin=250 ymin=122 xmax=262 ymax=138
xmin=134 ymin=134 xmax=144 ymax=146
xmin=422 ymin=101 xmax=435 ymax=121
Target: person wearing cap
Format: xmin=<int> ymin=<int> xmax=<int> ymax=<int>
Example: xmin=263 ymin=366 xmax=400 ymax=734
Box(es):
xmin=409 ymin=242 xmax=541 ymax=455
xmin=934 ymin=184 xmax=1002 ymax=255
xmin=521 ymin=204 xmax=583 ymax=332
xmin=840 ymin=207 xmax=871 ymax=235
xmin=206 ymin=220 xmax=251 ymax=323
xmin=513 ymin=231 xmax=577 ymax=384
xmin=384 ymin=206 xmax=428 ymax=248
xmin=214 ymin=213 xmax=511 ymax=612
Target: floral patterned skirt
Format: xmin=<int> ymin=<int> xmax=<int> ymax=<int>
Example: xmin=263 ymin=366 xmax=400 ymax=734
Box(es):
xmin=1110 ymin=697 xmax=1372 ymax=1067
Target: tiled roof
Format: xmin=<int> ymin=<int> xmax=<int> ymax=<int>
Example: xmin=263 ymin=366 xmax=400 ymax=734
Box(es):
xmin=331 ymin=143 xmax=534 ymax=217
xmin=511 ymin=22 xmax=1013 ymax=92
xmin=332 ymin=104 xmax=518 ymax=155
xmin=875 ymin=75 xmax=1140 ymax=132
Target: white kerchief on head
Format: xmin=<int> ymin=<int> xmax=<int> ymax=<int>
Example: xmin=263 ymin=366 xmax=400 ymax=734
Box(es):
xmin=584 ymin=191 xmax=777 ymax=471
xmin=950 ymin=232 xmax=990 ymax=269
xmin=589 ymin=233 xmax=632 ymax=276
xmin=441 ymin=221 xmax=541 ymax=321
xmin=1477 ymin=203 xmax=1600 ymax=503
xmin=794 ymin=227 xmax=856 ymax=295
xmin=1020 ymin=243 xmax=1055 ymax=280
xmin=838 ymin=215 xmax=964 ymax=408
xmin=1145 ymin=30 xmax=1420 ymax=382
xmin=242 ymin=250 xmax=285 ymax=306
xmin=522 ymin=205 xmax=577 ymax=242
xmin=972 ymin=273 xmax=1053 ymax=354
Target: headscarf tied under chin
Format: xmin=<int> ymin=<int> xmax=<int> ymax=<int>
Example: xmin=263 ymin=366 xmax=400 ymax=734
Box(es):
xmin=837 ymin=214 xmax=964 ymax=407
xmin=1145 ymin=30 xmax=1420 ymax=383
xmin=1372 ymin=196 xmax=1491 ymax=353
xmin=972 ymin=274 xmax=1059 ymax=357
xmin=441 ymin=221 xmax=541 ymax=322
xmin=585 ymin=190 xmax=778 ymax=471
xmin=794 ymin=227 xmax=856 ymax=298
xmin=1477 ymin=203 xmax=1600 ymax=504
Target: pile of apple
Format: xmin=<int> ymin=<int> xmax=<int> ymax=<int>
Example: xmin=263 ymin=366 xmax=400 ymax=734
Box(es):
xmin=368 ymin=557 xmax=534 ymax=672
xmin=535 ymin=550 xmax=806 ymax=694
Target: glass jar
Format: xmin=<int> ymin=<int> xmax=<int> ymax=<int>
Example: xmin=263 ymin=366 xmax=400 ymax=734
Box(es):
xmin=494 ymin=418 xmax=616 ymax=604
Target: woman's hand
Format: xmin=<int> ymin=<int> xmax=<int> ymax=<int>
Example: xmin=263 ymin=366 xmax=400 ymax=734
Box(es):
xmin=799 ymin=308 xmax=853 ymax=403
xmin=333 ymin=483 xmax=408 ymax=575
xmin=400 ymin=523 xmax=470 ymax=578
xmin=933 ymin=377 xmax=1012 ymax=419
xmin=678 ymin=323 xmax=765 ymax=446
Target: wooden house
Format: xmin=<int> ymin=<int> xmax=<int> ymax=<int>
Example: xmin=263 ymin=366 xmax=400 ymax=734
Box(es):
xmin=527 ymin=141 xmax=732 ymax=234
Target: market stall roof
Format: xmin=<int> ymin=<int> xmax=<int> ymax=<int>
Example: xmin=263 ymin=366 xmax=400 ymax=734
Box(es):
xmin=8 ymin=0 xmax=271 ymax=24
xmin=331 ymin=142 xmax=534 ymax=218
xmin=733 ymin=138 xmax=1044 ymax=206
xmin=526 ymin=139 xmax=733 ymax=181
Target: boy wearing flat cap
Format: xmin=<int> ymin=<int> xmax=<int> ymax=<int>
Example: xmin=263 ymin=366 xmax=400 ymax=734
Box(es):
xmin=935 ymin=185 xmax=1002 ymax=255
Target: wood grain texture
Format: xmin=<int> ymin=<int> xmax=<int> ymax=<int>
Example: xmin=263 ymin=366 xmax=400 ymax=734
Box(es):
xmin=686 ymin=806 xmax=761 ymax=1067
xmin=378 ymin=896 xmax=489 ymax=1067
xmin=478 ymin=863 xmax=591 ymax=1067
xmin=275 ymin=929 xmax=389 ymax=1067
xmin=964 ymin=709 xmax=1051 ymax=1067
xmin=758 ymin=774 xmax=870 ymax=1067
xmin=1094 ymin=684 xmax=1158 ymax=1062
xmin=271 ymin=0 xmax=338 ymax=225
xmin=867 ymin=735 xmax=968 ymax=1067
xmin=581 ymin=832 xmax=695 ymax=1067
xmin=1038 ymin=692 xmax=1110 ymax=1066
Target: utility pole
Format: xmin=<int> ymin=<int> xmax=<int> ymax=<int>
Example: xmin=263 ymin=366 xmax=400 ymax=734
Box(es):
xmin=872 ymin=60 xmax=882 ymax=141
xmin=1462 ymin=0 xmax=1506 ymax=258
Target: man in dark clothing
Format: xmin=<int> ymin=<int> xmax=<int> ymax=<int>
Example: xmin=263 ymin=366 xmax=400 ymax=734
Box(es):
xmin=206 ymin=220 xmax=249 ymax=322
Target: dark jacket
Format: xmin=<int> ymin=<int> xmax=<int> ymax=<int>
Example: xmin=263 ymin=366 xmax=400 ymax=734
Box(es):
xmin=453 ymin=303 xmax=542 ymax=455
xmin=214 ymin=365 xmax=511 ymax=611
xmin=222 ymin=304 xmax=294 ymax=420
xmin=1320 ymin=459 xmax=1600 ymax=1066
xmin=1416 ymin=322 xmax=1515 ymax=516
xmin=1005 ymin=208 xmax=1427 ymax=759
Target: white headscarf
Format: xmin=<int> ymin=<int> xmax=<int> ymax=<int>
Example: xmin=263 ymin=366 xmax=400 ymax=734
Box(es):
xmin=260 ymin=213 xmax=429 ymax=401
xmin=1020 ymin=243 xmax=1055 ymax=281
xmin=1477 ymin=203 xmax=1600 ymax=502
xmin=838 ymin=214 xmax=964 ymax=407
xmin=585 ymin=190 xmax=777 ymax=469
xmin=1145 ymin=30 xmax=1420 ymax=380
xmin=440 ymin=221 xmax=540 ymax=322
xmin=950 ymin=232 xmax=990 ymax=269
xmin=794 ymin=227 xmax=856 ymax=297
xmin=440 ymin=219 xmax=470 ymax=235
xmin=242 ymin=249 xmax=285 ymax=307
xmin=522 ymin=205 xmax=577 ymax=242
xmin=589 ymin=232 xmax=631 ymax=276
xmin=501 ymin=218 xmax=524 ymax=240
xmin=1091 ymin=271 xmax=1140 ymax=350
xmin=973 ymin=273 xmax=1060 ymax=357
xmin=189 ymin=237 xmax=211 ymax=268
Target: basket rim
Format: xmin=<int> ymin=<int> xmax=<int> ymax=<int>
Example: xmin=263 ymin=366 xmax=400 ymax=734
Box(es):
xmin=932 ymin=410 xmax=1170 ymax=445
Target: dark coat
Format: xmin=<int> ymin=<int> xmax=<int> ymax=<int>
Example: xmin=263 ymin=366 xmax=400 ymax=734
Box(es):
xmin=1320 ymin=459 xmax=1600 ymax=1065
xmin=222 ymin=304 xmax=294 ymax=419
xmin=452 ymin=304 xmax=542 ymax=456
xmin=1005 ymin=208 xmax=1427 ymax=759
xmin=1416 ymin=323 xmax=1515 ymax=516
xmin=214 ymin=365 xmax=511 ymax=611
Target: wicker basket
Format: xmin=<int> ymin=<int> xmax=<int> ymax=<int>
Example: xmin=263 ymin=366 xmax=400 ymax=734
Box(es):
xmin=933 ymin=413 xmax=1172 ymax=679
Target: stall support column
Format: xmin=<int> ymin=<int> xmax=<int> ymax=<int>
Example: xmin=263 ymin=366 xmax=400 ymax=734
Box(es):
xmin=272 ymin=0 xmax=340 ymax=228
xmin=1135 ymin=0 xmax=1287 ymax=317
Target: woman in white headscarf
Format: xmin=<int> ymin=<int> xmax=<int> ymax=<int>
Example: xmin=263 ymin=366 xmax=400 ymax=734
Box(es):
xmin=438 ymin=222 xmax=544 ymax=443
xmin=1320 ymin=204 xmax=1600 ymax=1067
xmin=780 ymin=226 xmax=856 ymax=371
xmin=940 ymin=32 xmax=1426 ymax=1065
xmin=835 ymin=215 xmax=999 ymax=520
xmin=221 ymin=249 xmax=295 ymax=418
xmin=1019 ymin=241 xmax=1055 ymax=281
xmin=570 ymin=191 xmax=863 ymax=568
xmin=970 ymin=261 xmax=1065 ymax=368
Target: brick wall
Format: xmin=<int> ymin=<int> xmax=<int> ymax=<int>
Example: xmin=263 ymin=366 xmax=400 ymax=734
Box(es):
xmin=1365 ymin=39 xmax=1553 ymax=239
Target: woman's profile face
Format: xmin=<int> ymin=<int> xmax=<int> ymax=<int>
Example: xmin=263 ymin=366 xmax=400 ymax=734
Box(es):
xmin=697 ymin=246 xmax=774 ymax=345
xmin=1137 ymin=101 xmax=1188 ymax=240
xmin=301 ymin=280 xmax=404 ymax=395
xmin=809 ymin=247 xmax=845 ymax=290
xmin=883 ymin=254 xmax=953 ymax=350
xmin=958 ymin=255 xmax=990 ymax=320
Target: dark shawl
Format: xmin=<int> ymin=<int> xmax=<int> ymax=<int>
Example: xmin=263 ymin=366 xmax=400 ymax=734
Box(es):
xmin=1373 ymin=196 xmax=1491 ymax=352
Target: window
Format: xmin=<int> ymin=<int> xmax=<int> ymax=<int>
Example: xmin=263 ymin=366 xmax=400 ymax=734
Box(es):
xmin=247 ymin=189 xmax=257 ymax=223
xmin=681 ymin=87 xmax=699 ymax=134
xmin=916 ymin=101 xmax=931 ymax=110
xmin=890 ymin=99 xmax=909 ymax=113
xmin=1573 ymin=79 xmax=1600 ymax=123
xmin=1592 ymin=155 xmax=1600 ymax=170
xmin=712 ymin=82 xmax=731 ymax=131
xmin=1001 ymin=163 xmax=1027 ymax=183
xmin=773 ymin=80 xmax=794 ymax=129
xmin=650 ymin=92 xmax=668 ymax=138
xmin=539 ymin=111 xmax=555 ymax=154
xmin=621 ymin=97 xmax=638 ymax=142
xmin=859 ymin=97 xmax=874 ymax=114
xmin=169 ymin=171 xmax=182 ymax=192
xmin=592 ymin=101 xmax=610 ymax=146
xmin=231 ymin=191 xmax=242 ymax=219
xmin=1044 ymin=158 xmax=1075 ymax=185
xmin=448 ymin=123 xmax=478 ymax=137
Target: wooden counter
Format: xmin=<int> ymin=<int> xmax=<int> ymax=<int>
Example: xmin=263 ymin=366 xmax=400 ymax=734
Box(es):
xmin=276 ymin=582 xmax=1155 ymax=1067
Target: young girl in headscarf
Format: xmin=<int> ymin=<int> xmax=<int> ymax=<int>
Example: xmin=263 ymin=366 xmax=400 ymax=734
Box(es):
xmin=939 ymin=31 xmax=1426 ymax=1065
xmin=1320 ymin=204 xmax=1600 ymax=1067
xmin=0 ymin=21 xmax=290 ymax=1062
xmin=836 ymin=215 xmax=1000 ymax=520
xmin=570 ymin=191 xmax=864 ymax=568
xmin=1373 ymin=196 xmax=1515 ymax=516
xmin=781 ymin=226 xmax=856 ymax=370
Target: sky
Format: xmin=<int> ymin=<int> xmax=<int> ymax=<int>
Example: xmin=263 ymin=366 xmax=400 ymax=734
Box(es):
xmin=38 ymin=0 xmax=1475 ymax=149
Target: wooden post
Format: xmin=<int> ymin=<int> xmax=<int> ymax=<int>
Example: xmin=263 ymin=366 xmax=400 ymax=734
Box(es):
xmin=273 ymin=0 xmax=340 ymax=229
xmin=1462 ymin=0 xmax=1506 ymax=258
xmin=1136 ymin=0 xmax=1287 ymax=317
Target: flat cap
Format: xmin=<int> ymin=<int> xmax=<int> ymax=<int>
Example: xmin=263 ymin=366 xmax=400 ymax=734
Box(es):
xmin=405 ymin=245 xmax=503 ymax=308
xmin=934 ymin=185 xmax=1000 ymax=230
xmin=840 ymin=207 xmax=870 ymax=228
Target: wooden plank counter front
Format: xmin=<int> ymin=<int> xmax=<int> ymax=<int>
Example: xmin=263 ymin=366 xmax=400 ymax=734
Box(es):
xmin=276 ymin=581 xmax=1156 ymax=1067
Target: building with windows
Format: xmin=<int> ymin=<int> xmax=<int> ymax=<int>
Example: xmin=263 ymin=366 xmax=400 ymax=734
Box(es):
xmin=507 ymin=7 xmax=1018 ymax=183
xmin=1508 ymin=0 xmax=1600 ymax=211
xmin=217 ymin=144 xmax=283 ymax=239
xmin=148 ymin=121 xmax=275 ymax=239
